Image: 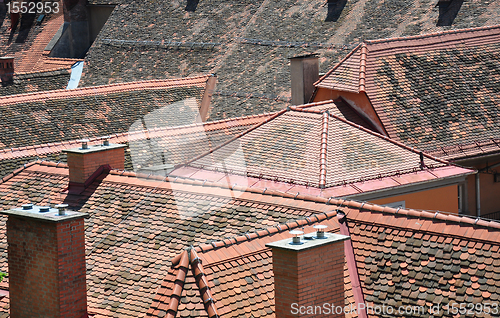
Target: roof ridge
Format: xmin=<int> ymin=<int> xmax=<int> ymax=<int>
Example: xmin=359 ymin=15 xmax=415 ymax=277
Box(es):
xmin=364 ymin=24 xmax=500 ymax=46
xmin=9 ymin=161 xmax=500 ymax=232
xmin=358 ymin=43 xmax=368 ymax=92
xmin=314 ymin=43 xmax=362 ymax=86
xmin=14 ymin=67 xmax=71 ymax=77
xmin=0 ymin=160 xmax=39 ymax=183
xmin=189 ymin=249 xmax=219 ymax=318
xmin=319 ymin=112 xmax=329 ymax=189
xmin=195 ymin=211 xmax=337 ymax=254
xmin=292 ymin=99 xmax=337 ymax=109
xmin=315 ymin=25 xmax=500 ymax=90
xmin=161 ymin=248 xmax=220 ymax=318
xmin=42 ymin=57 xmax=83 ymax=62
xmin=0 ymin=112 xmax=273 ymax=159
xmin=0 ymin=74 xmax=212 ymax=106
xmin=165 ymin=250 xmax=189 ymax=318
xmin=193 ymin=198 xmax=500 ymax=255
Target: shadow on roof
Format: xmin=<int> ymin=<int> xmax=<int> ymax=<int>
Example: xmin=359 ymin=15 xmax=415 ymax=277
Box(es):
xmin=325 ymin=0 xmax=348 ymax=22
xmin=0 ymin=3 xmax=6 ymax=30
xmin=185 ymin=0 xmax=200 ymax=12
xmin=16 ymin=12 xmax=36 ymax=44
xmin=437 ymin=0 xmax=464 ymax=26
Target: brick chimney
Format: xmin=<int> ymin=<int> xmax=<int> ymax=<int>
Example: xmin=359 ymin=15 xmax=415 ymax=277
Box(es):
xmin=0 ymin=204 xmax=88 ymax=318
xmin=0 ymin=57 xmax=14 ymax=85
xmin=289 ymin=54 xmax=319 ymax=105
xmin=266 ymin=230 xmax=349 ymax=318
xmin=63 ymin=139 xmax=126 ymax=189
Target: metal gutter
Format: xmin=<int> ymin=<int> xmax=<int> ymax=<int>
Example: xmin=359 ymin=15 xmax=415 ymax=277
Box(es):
xmin=343 ymin=170 xmax=476 ymax=202
xmin=476 ymin=173 xmax=481 ymax=217
xmin=337 ymin=210 xmax=367 ymax=318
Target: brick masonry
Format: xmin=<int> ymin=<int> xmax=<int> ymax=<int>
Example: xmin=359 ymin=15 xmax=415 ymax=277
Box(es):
xmin=272 ymin=241 xmax=345 ymax=318
xmin=66 ymin=147 xmax=125 ymax=184
xmin=7 ymin=215 xmax=87 ymax=318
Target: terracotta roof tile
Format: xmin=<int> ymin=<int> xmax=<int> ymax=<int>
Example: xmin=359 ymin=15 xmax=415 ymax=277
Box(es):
xmin=0 ymin=12 xmax=76 ymax=75
xmin=317 ymin=25 xmax=500 ymax=159
xmin=172 ymin=102 xmax=473 ymax=198
xmin=2 ymin=161 xmax=367 ymax=317
xmin=0 ymin=68 xmax=71 ymax=96
xmin=149 ymin=196 xmax=500 ymax=318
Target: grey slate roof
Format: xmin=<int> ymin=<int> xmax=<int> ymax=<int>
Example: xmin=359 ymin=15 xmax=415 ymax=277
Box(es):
xmin=0 ymin=69 xmax=70 ymax=96
xmin=0 ymin=76 xmax=210 ymax=149
xmin=316 ymin=25 xmax=500 ymax=160
xmin=80 ymin=0 xmax=500 ymax=120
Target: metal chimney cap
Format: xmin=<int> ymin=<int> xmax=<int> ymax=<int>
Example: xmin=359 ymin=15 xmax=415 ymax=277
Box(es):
xmin=313 ymin=225 xmax=328 ymax=230
xmin=55 ymin=204 xmax=68 ymax=216
xmin=39 ymin=206 xmax=50 ymax=213
xmin=289 ymin=230 xmax=304 ymax=245
xmin=22 ymin=203 xmax=33 ymax=210
xmin=78 ymin=139 xmax=90 ymax=149
xmin=314 ymin=224 xmax=328 ymax=239
xmin=266 ymin=233 xmax=350 ymax=251
xmin=101 ymin=136 xmax=111 ymax=146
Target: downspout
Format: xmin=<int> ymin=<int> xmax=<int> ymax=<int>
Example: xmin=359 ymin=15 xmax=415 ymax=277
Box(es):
xmin=475 ymin=161 xmax=500 ymax=217
xmin=476 ymin=172 xmax=480 ymax=217
xmin=337 ymin=210 xmax=368 ymax=318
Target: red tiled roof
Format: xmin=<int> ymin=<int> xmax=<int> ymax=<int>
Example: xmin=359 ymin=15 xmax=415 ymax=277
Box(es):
xmin=0 ymin=159 xmax=496 ymax=317
xmin=0 ymin=75 xmax=210 ymax=107
xmin=315 ymin=24 xmax=500 ymax=160
xmin=171 ymin=100 xmax=474 ymax=198
xmin=0 ymin=11 xmax=77 ymax=73
xmin=0 ymin=67 xmax=71 ymax=97
xmin=80 ymin=0 xmax=499 ymax=122
xmin=0 ymin=111 xmax=274 ymax=180
xmin=0 ymin=112 xmax=273 ymax=160
xmin=0 ymin=160 xmax=342 ymax=317
xmin=149 ymin=197 xmax=500 ymax=318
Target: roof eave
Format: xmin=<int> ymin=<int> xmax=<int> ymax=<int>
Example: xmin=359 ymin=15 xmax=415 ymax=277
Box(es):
xmin=341 ymin=168 xmax=476 ymax=202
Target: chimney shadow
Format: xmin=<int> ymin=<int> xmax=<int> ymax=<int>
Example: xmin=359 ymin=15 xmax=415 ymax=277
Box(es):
xmin=62 ymin=175 xmax=107 ymax=211
xmin=0 ymin=3 xmax=6 ymax=29
xmin=185 ymin=0 xmax=200 ymax=12
xmin=15 ymin=11 xmax=36 ymax=43
xmin=437 ymin=0 xmax=464 ymax=26
xmin=325 ymin=0 xmax=348 ymax=22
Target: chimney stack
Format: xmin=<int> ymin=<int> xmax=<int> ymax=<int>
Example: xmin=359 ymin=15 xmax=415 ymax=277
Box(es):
xmin=0 ymin=204 xmax=88 ymax=318
xmin=0 ymin=57 xmax=14 ymax=85
xmin=289 ymin=54 xmax=319 ymax=105
xmin=266 ymin=230 xmax=349 ymax=318
xmin=63 ymin=139 xmax=126 ymax=189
